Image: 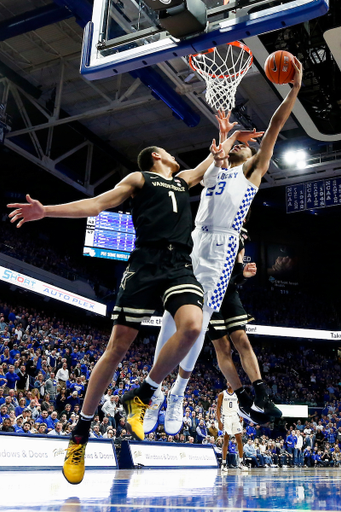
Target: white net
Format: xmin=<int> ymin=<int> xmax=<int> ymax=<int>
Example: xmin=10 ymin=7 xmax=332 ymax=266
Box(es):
xmin=189 ymin=42 xmax=253 ymax=112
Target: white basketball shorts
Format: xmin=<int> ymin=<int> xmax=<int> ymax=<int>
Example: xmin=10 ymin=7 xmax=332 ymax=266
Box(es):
xmin=191 ymin=227 xmax=239 ymax=311
xmin=223 ymin=414 xmax=243 ymax=436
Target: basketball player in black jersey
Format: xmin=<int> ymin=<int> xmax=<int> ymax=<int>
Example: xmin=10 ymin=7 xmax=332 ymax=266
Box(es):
xmin=208 ymin=223 xmax=282 ymax=421
xmin=7 ymin=128 xmax=258 ymax=484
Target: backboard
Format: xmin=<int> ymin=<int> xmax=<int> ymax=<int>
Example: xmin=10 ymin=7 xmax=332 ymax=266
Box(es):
xmin=80 ymin=0 xmax=329 ymax=80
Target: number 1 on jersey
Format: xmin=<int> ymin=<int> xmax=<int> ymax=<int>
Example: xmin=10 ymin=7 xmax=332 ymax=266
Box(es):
xmin=168 ymin=191 xmax=178 ymax=213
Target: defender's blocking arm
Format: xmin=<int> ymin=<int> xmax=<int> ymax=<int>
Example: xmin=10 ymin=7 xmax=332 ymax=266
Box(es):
xmin=7 ymin=172 xmax=144 ymax=228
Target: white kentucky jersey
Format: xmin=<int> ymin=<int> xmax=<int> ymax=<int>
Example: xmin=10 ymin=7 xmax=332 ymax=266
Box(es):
xmin=195 ymin=163 xmax=258 ymax=234
xmin=222 ymin=390 xmax=239 ymax=417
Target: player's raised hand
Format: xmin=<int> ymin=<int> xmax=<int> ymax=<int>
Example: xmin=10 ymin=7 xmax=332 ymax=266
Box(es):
xmin=210 ymin=139 xmax=227 ymax=168
xmin=215 ymin=110 xmax=238 ymax=136
xmin=235 ymin=128 xmax=264 ymax=146
xmin=243 ymin=262 xmax=257 ymax=278
xmin=7 ymin=194 xmax=45 ymax=228
xmin=291 ymin=57 xmax=303 ymax=88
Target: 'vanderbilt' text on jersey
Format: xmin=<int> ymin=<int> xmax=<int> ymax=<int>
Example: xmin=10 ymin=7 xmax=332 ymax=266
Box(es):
xmin=132 ymin=172 xmax=193 ymax=251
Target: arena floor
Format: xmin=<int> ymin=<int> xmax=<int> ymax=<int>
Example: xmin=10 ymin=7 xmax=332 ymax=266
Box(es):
xmin=2 ymin=467 xmax=341 ymax=511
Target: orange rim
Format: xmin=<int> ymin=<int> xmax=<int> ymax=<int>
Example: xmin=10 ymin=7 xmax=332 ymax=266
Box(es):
xmin=189 ymin=41 xmax=253 ymax=80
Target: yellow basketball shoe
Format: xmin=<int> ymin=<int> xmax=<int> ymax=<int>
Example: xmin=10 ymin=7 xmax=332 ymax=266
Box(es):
xmin=63 ymin=436 xmax=88 ymax=485
xmin=122 ymin=391 xmax=150 ymax=441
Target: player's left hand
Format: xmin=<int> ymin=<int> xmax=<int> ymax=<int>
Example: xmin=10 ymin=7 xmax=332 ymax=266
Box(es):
xmin=235 ymin=128 xmax=264 ymax=146
xmin=243 ymin=262 xmax=257 ymax=278
xmin=210 ymin=139 xmax=227 ymax=167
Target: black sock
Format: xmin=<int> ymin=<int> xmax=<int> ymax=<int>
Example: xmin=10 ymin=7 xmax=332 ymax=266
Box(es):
xmin=235 ymin=387 xmax=253 ymax=407
xmin=253 ymin=380 xmax=267 ymax=400
xmin=136 ymin=381 xmax=157 ymax=404
xmin=72 ymin=413 xmax=93 ymax=440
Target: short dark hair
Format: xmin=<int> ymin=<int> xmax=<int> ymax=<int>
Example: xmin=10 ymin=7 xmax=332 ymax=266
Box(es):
xmin=137 ymin=146 xmax=159 ymax=172
xmin=250 ymin=146 xmax=257 ymax=156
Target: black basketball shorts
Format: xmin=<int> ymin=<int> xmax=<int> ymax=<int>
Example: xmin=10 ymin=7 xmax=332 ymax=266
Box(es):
xmin=208 ymin=288 xmax=254 ymax=340
xmin=112 ymin=246 xmax=204 ymax=329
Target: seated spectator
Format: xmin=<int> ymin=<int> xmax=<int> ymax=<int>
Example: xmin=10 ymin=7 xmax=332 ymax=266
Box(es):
xmin=13 ymin=416 xmax=24 ymax=433
xmin=103 ymin=428 xmax=116 ymax=440
xmin=196 ymin=419 xmax=208 ymax=444
xmin=116 ymin=418 xmax=126 ymax=437
xmin=35 ymin=410 xmax=49 ymax=425
xmin=41 ymin=394 xmax=52 ymax=412
xmin=0 ymin=405 xmax=10 ymax=423
xmin=3 ymin=396 xmax=15 ymax=415
xmin=15 ymin=398 xmax=26 ymax=417
xmin=60 ymin=403 xmax=72 ymax=420
xmin=46 ymin=411 xmax=59 ymax=431
xmin=37 ymin=423 xmax=47 ymax=435
xmin=21 ymin=422 xmax=32 ymax=435
xmin=31 ymin=389 xmax=40 ymax=406
xmin=0 ymin=418 xmax=15 ymax=432
xmin=99 ymin=417 xmax=111 ymax=436
xmin=243 ymin=439 xmax=259 ymax=468
xmin=26 ymin=400 xmax=40 ymax=420
xmin=48 ymin=421 xmax=64 ymax=436
xmin=91 ymin=425 xmax=102 ymax=439
xmin=66 ymin=391 xmax=80 ymax=411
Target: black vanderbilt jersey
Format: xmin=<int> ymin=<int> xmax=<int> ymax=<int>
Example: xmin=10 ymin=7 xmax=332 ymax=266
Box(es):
xmin=131 ymin=171 xmax=193 ymax=251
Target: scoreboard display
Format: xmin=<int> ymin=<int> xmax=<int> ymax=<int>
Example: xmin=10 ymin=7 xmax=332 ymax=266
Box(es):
xmin=83 ymin=211 xmax=135 ymax=261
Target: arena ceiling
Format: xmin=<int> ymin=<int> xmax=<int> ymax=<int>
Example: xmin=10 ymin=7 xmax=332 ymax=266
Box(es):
xmin=0 ymin=0 xmax=341 ymax=202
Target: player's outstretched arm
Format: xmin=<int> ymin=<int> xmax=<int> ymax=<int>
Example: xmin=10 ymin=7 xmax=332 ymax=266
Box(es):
xmin=7 ymin=172 xmax=144 ymax=228
xmin=244 ymin=59 xmax=303 ymax=187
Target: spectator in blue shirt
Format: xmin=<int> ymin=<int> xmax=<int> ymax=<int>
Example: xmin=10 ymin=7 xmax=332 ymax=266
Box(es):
xmin=66 ymin=391 xmax=80 ymax=411
xmin=21 ymin=422 xmax=32 ymax=434
xmin=243 ymin=439 xmax=259 ymax=467
xmin=15 ymin=398 xmax=27 ymax=417
xmin=196 ymin=419 xmax=208 ymax=444
xmin=246 ymin=423 xmax=257 ymax=439
xmin=0 ymin=405 xmax=10 ymax=422
xmin=46 ymin=411 xmax=59 ymax=431
xmin=286 ymin=431 xmax=297 ymax=463
xmin=5 ymin=365 xmax=20 ymax=390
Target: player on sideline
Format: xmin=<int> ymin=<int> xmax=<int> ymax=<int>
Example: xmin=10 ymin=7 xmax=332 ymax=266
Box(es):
xmin=7 ymin=127 xmax=257 ymax=484
xmin=143 ymin=59 xmax=303 ymax=436
xmin=217 ymin=381 xmax=248 ymax=472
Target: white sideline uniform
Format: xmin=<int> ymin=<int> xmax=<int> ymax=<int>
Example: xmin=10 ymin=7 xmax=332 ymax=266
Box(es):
xmin=191 ymin=162 xmax=258 ymax=311
xmin=222 ymin=390 xmax=242 ymax=436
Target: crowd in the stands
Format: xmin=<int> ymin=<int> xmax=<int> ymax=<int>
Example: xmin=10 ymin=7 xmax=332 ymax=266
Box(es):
xmin=1 ymin=299 xmax=341 ymax=468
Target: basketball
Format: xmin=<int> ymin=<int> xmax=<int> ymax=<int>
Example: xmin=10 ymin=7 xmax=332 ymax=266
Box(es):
xmin=264 ymin=50 xmax=296 ymax=84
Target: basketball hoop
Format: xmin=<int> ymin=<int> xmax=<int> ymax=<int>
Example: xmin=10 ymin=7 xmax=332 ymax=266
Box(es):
xmin=189 ymin=41 xmax=253 ymax=112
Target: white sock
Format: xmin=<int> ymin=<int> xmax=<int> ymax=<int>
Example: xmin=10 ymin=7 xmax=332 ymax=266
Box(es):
xmin=171 ymin=375 xmax=188 ymax=396
xmin=145 ymin=374 xmax=159 ymax=389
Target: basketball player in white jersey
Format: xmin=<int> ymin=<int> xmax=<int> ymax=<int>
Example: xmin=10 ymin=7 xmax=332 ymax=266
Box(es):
xmin=217 ymin=382 xmax=247 ymax=471
xmin=143 ymin=58 xmax=303 ymax=436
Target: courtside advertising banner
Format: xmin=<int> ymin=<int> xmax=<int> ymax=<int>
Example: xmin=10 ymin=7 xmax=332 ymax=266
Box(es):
xmin=142 ymin=316 xmax=341 ymax=341
xmin=127 ymin=441 xmax=218 ymax=468
xmin=0 ymin=434 xmax=117 ymax=469
xmin=0 ymin=266 xmax=106 ymax=316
